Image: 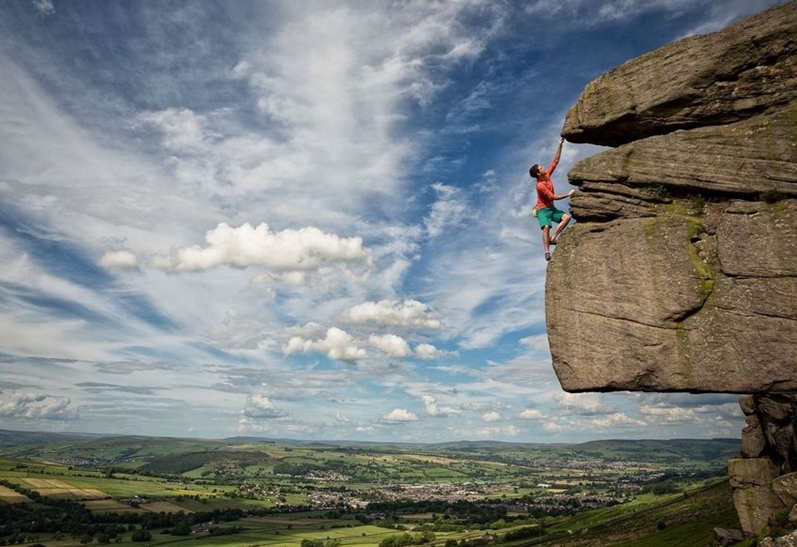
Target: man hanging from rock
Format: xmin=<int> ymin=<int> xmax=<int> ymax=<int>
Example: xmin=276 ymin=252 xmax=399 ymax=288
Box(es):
xmin=530 ymin=136 xmax=574 ymax=261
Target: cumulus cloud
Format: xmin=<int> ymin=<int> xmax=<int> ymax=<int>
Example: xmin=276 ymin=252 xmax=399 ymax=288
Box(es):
xmin=0 ymin=392 xmax=79 ymax=421
xmin=342 ymin=299 xmax=440 ymax=329
xmin=242 ymin=394 xmax=287 ymax=419
xmin=481 ymin=411 xmax=502 ymax=422
xmin=151 ymin=222 xmax=370 ymax=274
xmin=99 ymin=250 xmax=139 ymax=270
xmin=422 ymin=395 xmax=461 ymax=417
xmin=589 ymin=412 xmax=647 ymax=428
xmin=639 ymin=405 xmax=697 ymax=422
xmin=284 ymin=327 xmax=367 ymax=362
xmin=476 ymin=425 xmax=520 ymax=437
xmin=384 ymin=408 xmax=418 ymax=422
xmin=369 ymin=334 xmax=412 ymax=358
xmin=555 ymin=392 xmax=608 ymax=415
xmin=519 ymin=408 xmax=544 ymax=419
xmin=414 ymin=343 xmax=443 ymax=360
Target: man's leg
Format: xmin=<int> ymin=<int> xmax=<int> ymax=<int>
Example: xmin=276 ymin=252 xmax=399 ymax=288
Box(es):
xmin=550 ymin=213 xmax=572 ymax=244
xmin=541 ymin=226 xmax=551 ymax=260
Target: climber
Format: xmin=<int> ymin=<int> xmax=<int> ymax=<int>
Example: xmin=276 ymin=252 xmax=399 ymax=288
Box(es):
xmin=530 ymin=136 xmax=575 ymax=261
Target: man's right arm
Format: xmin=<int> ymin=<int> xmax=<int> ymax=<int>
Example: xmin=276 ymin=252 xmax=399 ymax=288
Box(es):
xmin=547 ymin=137 xmax=565 ymax=175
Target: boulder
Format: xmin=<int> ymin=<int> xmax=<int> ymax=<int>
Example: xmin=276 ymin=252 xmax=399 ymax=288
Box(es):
xmin=759 ymin=396 xmax=797 ymax=422
xmin=742 ymin=415 xmax=767 ymax=459
xmin=729 ymin=458 xmax=781 ymax=488
xmin=772 ymin=472 xmax=797 ymax=507
xmin=728 ymin=458 xmax=786 ymax=536
xmin=740 ymin=396 xmax=757 ymax=416
xmin=568 ymin=106 xmax=797 ymax=207
xmin=713 ymin=527 xmax=744 ymax=547
xmin=561 ymin=1 xmax=797 ymax=146
xmin=547 ymin=199 xmax=797 ymax=393
xmin=760 ymin=530 xmax=797 ymax=547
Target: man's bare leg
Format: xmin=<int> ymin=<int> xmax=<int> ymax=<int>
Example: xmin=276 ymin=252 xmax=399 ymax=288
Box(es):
xmin=549 ymin=213 xmax=572 ymax=245
xmin=542 ymin=226 xmax=551 ymax=260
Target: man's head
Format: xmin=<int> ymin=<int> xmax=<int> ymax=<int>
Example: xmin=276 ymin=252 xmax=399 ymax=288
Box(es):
xmin=529 ymin=164 xmax=542 ymax=178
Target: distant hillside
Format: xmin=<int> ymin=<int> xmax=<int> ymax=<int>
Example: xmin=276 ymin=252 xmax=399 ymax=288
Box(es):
xmin=0 ymin=432 xmax=230 ymax=462
xmin=574 ymin=438 xmax=740 ymax=463
xmin=139 ymin=450 xmax=273 ymax=474
xmin=0 ymin=428 xmax=102 ymax=448
xmin=0 ymin=429 xmax=740 ymax=477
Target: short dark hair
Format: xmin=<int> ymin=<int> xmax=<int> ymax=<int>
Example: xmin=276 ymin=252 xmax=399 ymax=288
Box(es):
xmin=529 ymin=164 xmax=540 ymax=178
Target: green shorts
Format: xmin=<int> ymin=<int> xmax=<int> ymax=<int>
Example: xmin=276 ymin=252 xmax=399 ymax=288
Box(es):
xmin=536 ymin=206 xmax=566 ymax=229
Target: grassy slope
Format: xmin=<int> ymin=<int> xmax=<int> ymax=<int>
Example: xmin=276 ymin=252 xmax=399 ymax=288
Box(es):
xmin=510 ymin=480 xmax=749 ymax=547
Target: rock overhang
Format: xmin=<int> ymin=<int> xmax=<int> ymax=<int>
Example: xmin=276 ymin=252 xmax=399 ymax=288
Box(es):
xmin=546 ymin=0 xmax=797 ymax=395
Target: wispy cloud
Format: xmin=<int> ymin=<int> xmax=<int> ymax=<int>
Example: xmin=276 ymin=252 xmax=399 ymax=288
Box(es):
xmin=31 ymin=0 xmax=55 ymax=16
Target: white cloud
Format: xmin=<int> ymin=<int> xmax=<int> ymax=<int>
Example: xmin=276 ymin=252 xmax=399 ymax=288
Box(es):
xmin=520 ymin=334 xmax=549 ymax=353
xmin=334 ymin=412 xmax=350 ymax=423
xmin=414 ymin=343 xmax=443 ymax=360
xmin=151 ymin=222 xmax=370 ymax=274
xmin=99 ymin=250 xmax=139 ymax=270
xmin=31 ymin=0 xmax=55 ymax=16
xmin=369 ymin=334 xmax=412 ymax=358
xmin=475 ymin=425 xmax=520 ymax=437
xmin=639 ymin=405 xmax=697 ymax=422
xmin=384 ymin=408 xmax=418 ymax=422
xmin=519 ymin=408 xmax=544 ymax=419
xmin=555 ymin=392 xmax=608 ymax=414
xmin=343 ymin=299 xmax=440 ymax=329
xmin=422 ymin=395 xmax=461 ymax=417
xmin=138 ymin=108 xmax=215 ymax=154
xmin=425 ymin=183 xmax=469 ymax=238
xmin=242 ymin=394 xmax=288 ymax=419
xmin=0 ymin=392 xmax=79 ymax=421
xmin=284 ymin=327 xmax=367 ymax=362
xmin=481 ymin=411 xmax=502 ymax=422
xmin=589 ymin=412 xmax=647 ymax=429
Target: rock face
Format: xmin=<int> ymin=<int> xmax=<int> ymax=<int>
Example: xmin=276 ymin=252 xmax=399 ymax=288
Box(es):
xmin=547 ymin=0 xmax=797 ymax=394
xmin=561 ymin=1 xmax=797 ymax=147
xmin=732 ymin=394 xmax=797 ymax=535
xmin=761 ymin=529 xmax=797 ymax=547
xmin=546 ymin=1 xmax=797 ymax=538
xmin=728 ymin=457 xmax=786 ymax=536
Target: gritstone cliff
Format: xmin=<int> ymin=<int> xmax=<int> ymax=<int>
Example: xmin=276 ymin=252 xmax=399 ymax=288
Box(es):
xmin=546 ymin=0 xmax=797 ymax=537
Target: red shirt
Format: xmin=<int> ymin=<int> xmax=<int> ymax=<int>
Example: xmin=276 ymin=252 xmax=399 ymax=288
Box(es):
xmin=534 ymin=157 xmax=559 ymax=210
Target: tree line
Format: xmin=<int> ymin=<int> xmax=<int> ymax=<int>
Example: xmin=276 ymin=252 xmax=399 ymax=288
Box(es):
xmin=0 ymin=480 xmax=259 ymax=544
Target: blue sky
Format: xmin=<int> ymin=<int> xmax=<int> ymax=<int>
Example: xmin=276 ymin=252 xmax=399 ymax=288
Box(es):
xmin=0 ymin=0 xmax=783 ymax=442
